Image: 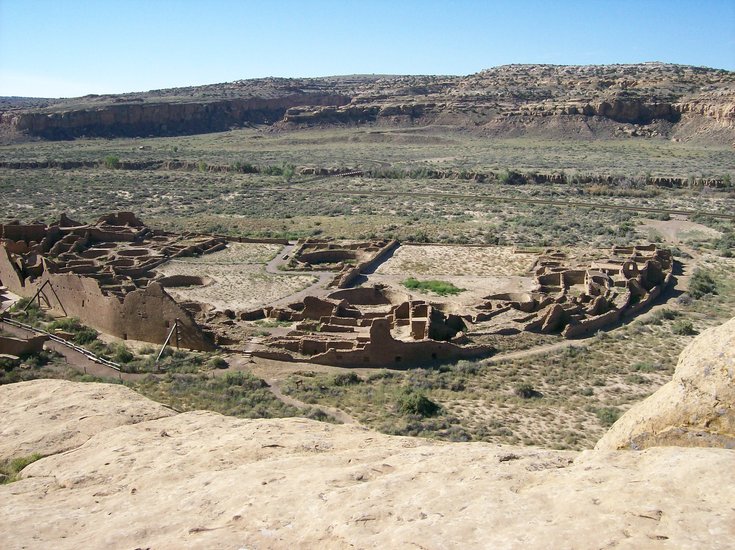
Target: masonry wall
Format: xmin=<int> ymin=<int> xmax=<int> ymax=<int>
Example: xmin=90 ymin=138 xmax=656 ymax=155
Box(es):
xmin=0 ymin=247 xmax=214 ymax=351
xmin=36 ymin=275 xmax=213 ymax=350
xmin=0 ymin=334 xmax=47 ymax=356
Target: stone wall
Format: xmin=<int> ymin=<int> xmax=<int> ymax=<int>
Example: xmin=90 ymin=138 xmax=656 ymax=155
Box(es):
xmin=0 ymin=334 xmax=47 ymax=356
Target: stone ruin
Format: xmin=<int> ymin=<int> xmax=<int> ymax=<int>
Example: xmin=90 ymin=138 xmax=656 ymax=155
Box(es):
xmin=284 ymin=238 xmax=400 ymax=288
xmin=239 ymin=244 xmax=673 ymax=367
xmin=0 ymin=212 xmax=675 ymax=367
xmin=241 ymin=287 xmax=492 ymax=367
xmin=0 ymin=212 xmax=226 ymax=350
xmin=476 ymin=245 xmax=673 ymax=338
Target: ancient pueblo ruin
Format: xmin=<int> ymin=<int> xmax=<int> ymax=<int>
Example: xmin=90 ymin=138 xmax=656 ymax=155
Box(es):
xmin=0 ymin=212 xmax=673 ymax=367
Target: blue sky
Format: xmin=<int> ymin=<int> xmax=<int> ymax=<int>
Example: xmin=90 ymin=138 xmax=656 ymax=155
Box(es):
xmin=1 ymin=0 xmax=733 ymax=98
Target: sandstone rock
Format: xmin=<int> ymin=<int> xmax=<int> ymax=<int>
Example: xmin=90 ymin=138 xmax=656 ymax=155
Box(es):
xmin=0 ymin=408 xmax=733 ymax=549
xmin=0 ymin=379 xmax=175 ymax=459
xmin=596 ymin=316 xmax=735 ymax=450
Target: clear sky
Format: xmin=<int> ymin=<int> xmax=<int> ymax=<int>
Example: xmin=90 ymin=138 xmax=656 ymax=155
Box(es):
xmin=1 ymin=0 xmax=733 ymax=98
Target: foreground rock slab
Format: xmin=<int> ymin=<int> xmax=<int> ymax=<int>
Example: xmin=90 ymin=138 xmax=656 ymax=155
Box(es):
xmin=1 ymin=404 xmax=733 ymax=549
xmin=0 ymin=379 xmax=175 ymax=460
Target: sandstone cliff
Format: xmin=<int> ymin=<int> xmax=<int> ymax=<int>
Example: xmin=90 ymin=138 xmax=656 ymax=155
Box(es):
xmin=1 ymin=63 xmax=733 ymax=142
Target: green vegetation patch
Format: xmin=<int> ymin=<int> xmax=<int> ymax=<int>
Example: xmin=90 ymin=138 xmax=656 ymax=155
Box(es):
xmin=402 ymin=277 xmax=464 ymax=296
xmin=0 ymin=453 xmax=44 ymax=484
xmin=689 ymin=269 xmax=718 ymax=299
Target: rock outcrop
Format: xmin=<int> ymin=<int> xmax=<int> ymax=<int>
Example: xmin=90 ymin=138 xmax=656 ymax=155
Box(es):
xmin=0 ymin=383 xmax=732 ymax=549
xmin=596 ymin=317 xmax=735 ymax=450
xmin=1 ymin=63 xmax=733 ymax=141
xmin=0 ymin=379 xmax=174 ymax=459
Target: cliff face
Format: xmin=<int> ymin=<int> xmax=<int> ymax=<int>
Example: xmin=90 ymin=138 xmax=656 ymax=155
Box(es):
xmin=1 ymin=63 xmax=733 ymax=141
xmin=0 ymin=94 xmax=351 ymax=139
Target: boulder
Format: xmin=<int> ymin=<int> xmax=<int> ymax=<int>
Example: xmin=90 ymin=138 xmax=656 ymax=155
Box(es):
xmin=596 ymin=317 xmax=735 ymax=450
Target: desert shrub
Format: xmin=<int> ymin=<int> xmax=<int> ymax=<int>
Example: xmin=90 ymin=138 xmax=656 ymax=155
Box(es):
xmin=222 ymin=371 xmax=267 ymax=390
xmin=20 ymin=350 xmax=55 ymax=369
xmin=714 ymin=231 xmax=735 ymax=257
xmin=453 ymin=360 xmax=480 ymax=375
xmin=366 ymin=370 xmax=397 ymax=382
xmin=47 ymin=317 xmax=98 ymax=345
xmin=514 ymin=382 xmax=541 ymax=399
xmin=109 ymin=343 xmax=134 ymax=364
xmin=402 ymin=278 xmax=464 ymax=296
xmin=261 ymin=163 xmax=295 ymax=179
xmin=689 ymin=270 xmax=718 ymax=299
xmin=672 ymin=319 xmax=697 ymax=335
xmin=625 ymin=374 xmax=648 ymax=384
xmin=102 ymin=155 xmax=120 ymax=169
xmin=205 ymin=356 xmax=229 ymax=369
xmin=647 ymin=308 xmax=680 ymax=325
xmin=0 ymin=356 xmax=19 ymax=370
xmin=632 ymin=361 xmax=660 ymax=372
xmin=303 ymin=407 xmax=337 ymax=423
xmin=497 ymin=169 xmax=526 ymax=185
xmin=9 ymin=299 xmax=45 ymax=326
xmin=397 ymin=389 xmax=441 ymax=417
xmin=231 ymin=161 xmax=258 ymax=174
xmin=595 ymin=407 xmax=621 ymax=427
xmin=331 ymin=371 xmax=361 ymax=386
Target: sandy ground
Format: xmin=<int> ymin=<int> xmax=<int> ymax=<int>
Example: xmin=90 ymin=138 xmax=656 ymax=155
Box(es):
xmin=638 ymin=216 xmax=722 ymax=244
xmin=157 ymin=243 xmax=317 ymax=311
xmin=367 ymin=274 xmax=535 ymax=307
xmin=173 ymin=242 xmax=282 ymax=265
xmin=375 ymin=245 xmax=538 ymax=277
xmin=367 ymin=245 xmax=538 ymax=306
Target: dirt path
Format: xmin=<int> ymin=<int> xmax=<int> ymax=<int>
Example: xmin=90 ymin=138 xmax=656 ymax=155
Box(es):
xmin=266 ymin=378 xmax=359 ymax=425
xmin=225 ymin=354 xmax=360 ymax=425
